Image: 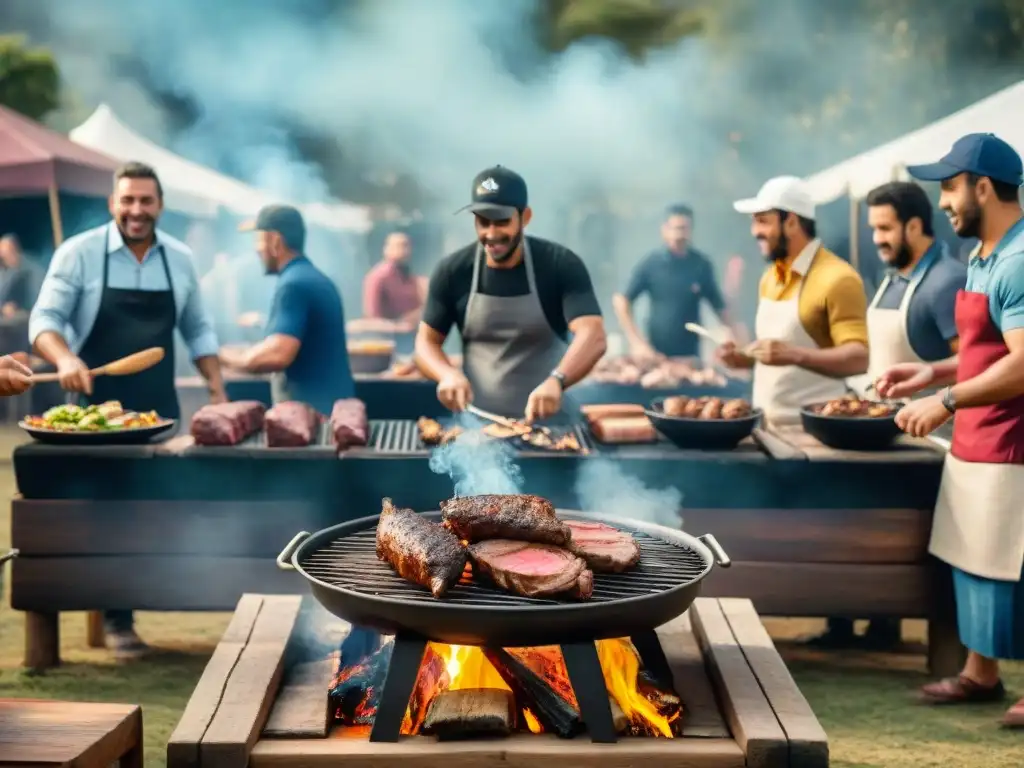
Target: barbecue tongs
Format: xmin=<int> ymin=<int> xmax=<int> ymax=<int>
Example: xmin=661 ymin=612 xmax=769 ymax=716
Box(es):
xmin=464 ymin=404 xmax=553 ymax=437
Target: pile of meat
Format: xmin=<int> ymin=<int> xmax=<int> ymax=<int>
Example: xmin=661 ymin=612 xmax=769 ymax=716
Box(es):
xmin=814 ymin=395 xmax=898 ymax=418
xmin=587 ymin=355 xmax=726 ymax=389
xmin=189 ymin=398 xmax=369 ymax=450
xmin=375 ymin=494 xmax=641 ymax=601
xmin=661 ymin=395 xmax=753 ymax=420
xmin=416 ymin=416 xmax=584 ymax=453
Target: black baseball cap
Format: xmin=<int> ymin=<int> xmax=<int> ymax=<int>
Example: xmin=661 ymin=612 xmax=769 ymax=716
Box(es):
xmin=239 ymin=204 xmax=306 ymax=251
xmin=907 ymin=133 xmax=1023 ymax=187
xmin=454 ymin=165 xmax=528 ymax=220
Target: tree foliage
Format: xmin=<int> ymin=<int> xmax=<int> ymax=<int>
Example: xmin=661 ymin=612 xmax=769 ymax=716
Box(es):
xmin=0 ymin=34 xmax=60 ymax=121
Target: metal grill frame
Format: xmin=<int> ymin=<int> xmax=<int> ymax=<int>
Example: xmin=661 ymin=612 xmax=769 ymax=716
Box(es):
xmin=278 ymin=510 xmax=729 ymax=647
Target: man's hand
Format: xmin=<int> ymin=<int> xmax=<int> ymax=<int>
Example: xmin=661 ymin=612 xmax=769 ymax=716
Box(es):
xmin=525 ymin=376 xmax=563 ymax=424
xmin=895 ymin=394 xmax=951 ymax=437
xmin=0 ymin=355 xmax=33 ymax=396
xmin=56 ymin=354 xmax=92 ymax=395
xmin=747 ymin=339 xmax=804 ymax=366
xmin=218 ymin=347 xmax=248 ymax=371
xmin=628 ymin=340 xmax=661 ymax=364
xmin=715 ymin=340 xmax=754 ymax=369
xmin=208 ymin=388 xmax=229 ymax=405
xmin=1 ymin=302 xmax=18 ymax=319
xmin=437 ymin=370 xmax=473 ymax=412
xmin=876 ymin=363 xmax=935 ymax=399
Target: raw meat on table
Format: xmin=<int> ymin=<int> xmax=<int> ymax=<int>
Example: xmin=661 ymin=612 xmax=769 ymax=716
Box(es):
xmin=264 ymin=401 xmax=321 ymax=447
xmin=330 ymin=398 xmax=369 ymax=450
xmin=190 ymin=400 xmax=266 ymax=446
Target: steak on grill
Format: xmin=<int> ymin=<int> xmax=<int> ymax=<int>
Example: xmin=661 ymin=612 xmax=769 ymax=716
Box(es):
xmin=468 ymin=540 xmax=593 ymax=600
xmin=190 ymin=401 xmax=266 ymax=446
xmin=376 ymin=498 xmax=467 ymax=598
xmin=265 ymin=401 xmax=321 ymax=447
xmin=564 ymin=520 xmax=641 ymax=573
xmin=331 ymin=398 xmax=369 ymax=450
xmin=441 ymin=494 xmax=570 ymax=546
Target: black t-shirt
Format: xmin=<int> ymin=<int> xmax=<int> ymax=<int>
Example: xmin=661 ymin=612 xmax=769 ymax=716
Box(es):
xmin=423 ymin=237 xmax=602 ymax=340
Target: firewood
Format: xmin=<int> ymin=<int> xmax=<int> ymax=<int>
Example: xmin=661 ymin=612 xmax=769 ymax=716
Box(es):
xmin=421 ymin=689 xmax=515 ymax=740
xmin=484 ymin=649 xmax=583 ymax=739
xmin=609 ymin=696 xmax=629 ymax=734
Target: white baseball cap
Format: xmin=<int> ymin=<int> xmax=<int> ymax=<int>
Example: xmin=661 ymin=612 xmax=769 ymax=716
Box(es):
xmin=733 ymin=176 xmax=816 ymax=220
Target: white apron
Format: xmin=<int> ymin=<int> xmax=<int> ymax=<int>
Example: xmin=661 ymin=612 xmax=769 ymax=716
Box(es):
xmin=752 ymin=252 xmax=848 ymax=426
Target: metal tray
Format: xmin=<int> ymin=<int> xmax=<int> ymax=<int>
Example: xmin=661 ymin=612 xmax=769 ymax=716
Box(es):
xmin=19 ymin=419 xmax=178 ymax=445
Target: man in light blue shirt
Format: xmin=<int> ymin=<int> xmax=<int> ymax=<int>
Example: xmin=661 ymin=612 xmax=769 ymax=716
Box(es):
xmin=28 ymin=161 xmax=225 ymax=658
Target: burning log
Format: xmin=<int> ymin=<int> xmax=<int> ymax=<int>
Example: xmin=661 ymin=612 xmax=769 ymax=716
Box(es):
xmin=421 ymin=689 xmax=515 ymax=740
xmin=484 ymin=648 xmax=582 ymax=739
xmin=403 ymin=645 xmax=449 ymax=734
xmin=609 ymin=696 xmax=629 ymax=734
xmin=331 ymin=643 xmax=389 ymax=725
xmin=340 ymin=627 xmax=382 ymax=666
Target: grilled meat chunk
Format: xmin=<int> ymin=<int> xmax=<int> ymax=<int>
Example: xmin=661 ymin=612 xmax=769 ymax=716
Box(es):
xmin=564 ymin=520 xmax=641 ymax=573
xmin=441 ymin=494 xmax=570 ymax=546
xmin=376 ymin=498 xmax=467 ymax=598
xmin=468 ymin=540 xmax=593 ymax=600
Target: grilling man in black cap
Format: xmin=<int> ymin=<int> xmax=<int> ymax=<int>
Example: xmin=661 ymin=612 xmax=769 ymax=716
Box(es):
xmin=415 ymin=166 xmax=607 ymax=421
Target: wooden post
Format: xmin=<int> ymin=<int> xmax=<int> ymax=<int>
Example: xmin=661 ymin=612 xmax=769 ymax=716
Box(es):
xmin=47 ymin=184 xmax=64 ymax=247
xmin=86 ymin=611 xmax=106 ymax=648
xmin=24 ymin=612 xmax=60 ymax=669
xmin=848 ymin=195 xmax=860 ymax=271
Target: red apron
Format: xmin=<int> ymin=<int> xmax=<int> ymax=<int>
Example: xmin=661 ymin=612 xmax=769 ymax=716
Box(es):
xmin=929 ymin=288 xmax=1024 ymax=581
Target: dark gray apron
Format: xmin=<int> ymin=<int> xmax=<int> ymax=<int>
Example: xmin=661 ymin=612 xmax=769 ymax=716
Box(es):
xmin=461 ymin=238 xmax=566 ymax=419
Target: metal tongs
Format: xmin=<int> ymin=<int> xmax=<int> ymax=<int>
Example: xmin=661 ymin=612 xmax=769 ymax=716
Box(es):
xmin=465 ymin=404 xmax=553 ymax=437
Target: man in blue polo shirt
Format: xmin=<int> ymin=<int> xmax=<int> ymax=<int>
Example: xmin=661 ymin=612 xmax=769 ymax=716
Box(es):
xmin=219 ymin=205 xmax=354 ymax=414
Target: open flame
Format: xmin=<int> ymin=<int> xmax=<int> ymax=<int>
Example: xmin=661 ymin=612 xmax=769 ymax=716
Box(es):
xmin=332 ymin=636 xmax=681 ymax=738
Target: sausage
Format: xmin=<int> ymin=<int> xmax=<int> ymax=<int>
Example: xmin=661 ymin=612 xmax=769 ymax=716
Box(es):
xmin=699 ymin=398 xmax=723 ymax=420
xmin=662 ymin=396 xmax=690 ymax=417
xmin=590 ymin=416 xmax=657 ymax=444
xmin=330 ymin=398 xmax=369 ymax=450
xmin=682 ymin=398 xmax=705 ymax=418
xmin=580 ymin=403 xmax=646 ymax=419
xmin=721 ymin=399 xmax=751 ymax=420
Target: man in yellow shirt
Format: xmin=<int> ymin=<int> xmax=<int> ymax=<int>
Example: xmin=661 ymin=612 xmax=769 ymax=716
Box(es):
xmin=717 ymin=176 xmax=869 ymax=424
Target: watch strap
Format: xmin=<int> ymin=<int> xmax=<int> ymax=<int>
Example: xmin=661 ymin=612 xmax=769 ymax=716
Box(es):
xmin=941 ymin=386 xmax=956 ymax=414
xmin=550 ymin=370 xmax=567 ymax=390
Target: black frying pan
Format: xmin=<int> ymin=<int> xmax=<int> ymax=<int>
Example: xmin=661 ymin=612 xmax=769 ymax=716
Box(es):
xmin=800 ymin=401 xmax=902 ymax=450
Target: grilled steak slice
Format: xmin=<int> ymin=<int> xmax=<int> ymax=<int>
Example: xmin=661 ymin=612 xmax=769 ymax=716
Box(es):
xmin=441 ymin=494 xmax=569 ymax=545
xmin=564 ymin=520 xmax=641 ymax=573
xmin=376 ymin=498 xmax=467 ymax=598
xmin=468 ymin=540 xmax=593 ymax=600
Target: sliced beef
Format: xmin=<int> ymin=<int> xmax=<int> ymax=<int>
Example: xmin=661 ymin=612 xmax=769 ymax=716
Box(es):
xmin=265 ymin=401 xmax=321 ymax=447
xmin=564 ymin=520 xmax=641 ymax=573
xmin=468 ymin=540 xmax=593 ymax=600
xmin=441 ymin=494 xmax=569 ymax=546
xmin=331 ymin=398 xmax=369 ymax=450
xmin=190 ymin=401 xmax=266 ymax=446
xmin=376 ymin=498 xmax=467 ymax=598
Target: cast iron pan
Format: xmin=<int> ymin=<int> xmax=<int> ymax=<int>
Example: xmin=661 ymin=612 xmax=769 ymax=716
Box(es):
xmin=19 ymin=419 xmax=177 ymax=445
xmin=645 ymin=398 xmax=761 ymax=450
xmin=800 ymin=401 xmax=902 ymax=450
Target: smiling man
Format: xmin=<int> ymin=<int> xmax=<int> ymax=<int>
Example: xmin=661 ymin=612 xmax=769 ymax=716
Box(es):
xmin=876 ymin=133 xmax=1024 ymax=727
xmin=414 ymin=166 xmax=607 ymax=423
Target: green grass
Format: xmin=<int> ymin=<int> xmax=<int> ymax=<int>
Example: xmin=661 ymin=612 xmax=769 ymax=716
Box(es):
xmin=0 ymin=440 xmax=1021 ymax=767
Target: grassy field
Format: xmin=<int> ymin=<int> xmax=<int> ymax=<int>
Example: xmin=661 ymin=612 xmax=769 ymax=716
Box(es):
xmin=0 ymin=440 xmax=1021 ymax=767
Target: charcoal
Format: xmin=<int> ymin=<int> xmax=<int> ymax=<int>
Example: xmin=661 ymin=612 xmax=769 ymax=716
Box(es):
xmin=484 ymin=648 xmax=582 ymax=738
xmin=421 ymin=689 xmax=515 ymax=740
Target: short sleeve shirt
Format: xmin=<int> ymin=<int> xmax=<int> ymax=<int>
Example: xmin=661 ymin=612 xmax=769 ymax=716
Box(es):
xmin=965 ymin=217 xmax=1024 ymax=333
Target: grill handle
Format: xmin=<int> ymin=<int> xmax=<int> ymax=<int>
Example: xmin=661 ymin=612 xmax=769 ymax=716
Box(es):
xmin=276 ymin=532 xmax=311 ymax=571
xmin=699 ymin=534 xmax=731 ymax=568
xmin=0 ymin=549 xmax=17 ymax=567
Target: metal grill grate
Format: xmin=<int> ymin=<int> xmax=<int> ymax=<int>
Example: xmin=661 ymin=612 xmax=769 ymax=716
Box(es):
xmin=300 ymin=517 xmax=707 ymax=607
xmin=366 ymin=420 xmax=595 ymax=455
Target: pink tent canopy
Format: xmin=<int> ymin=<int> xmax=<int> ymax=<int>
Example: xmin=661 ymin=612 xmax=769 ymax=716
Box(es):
xmin=0 ymin=104 xmax=118 ymax=197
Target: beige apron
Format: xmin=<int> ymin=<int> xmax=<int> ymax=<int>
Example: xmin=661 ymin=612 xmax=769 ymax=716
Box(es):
xmin=752 ymin=248 xmax=848 ymax=426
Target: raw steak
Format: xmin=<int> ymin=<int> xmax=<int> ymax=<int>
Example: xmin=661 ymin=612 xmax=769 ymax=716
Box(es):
xmin=190 ymin=400 xmax=266 ymax=446
xmin=331 ymin=398 xmax=369 ymax=450
xmin=468 ymin=540 xmax=593 ymax=600
xmin=564 ymin=520 xmax=641 ymax=573
xmin=376 ymin=498 xmax=467 ymax=598
xmin=265 ymin=401 xmax=321 ymax=447
xmin=441 ymin=495 xmax=570 ymax=546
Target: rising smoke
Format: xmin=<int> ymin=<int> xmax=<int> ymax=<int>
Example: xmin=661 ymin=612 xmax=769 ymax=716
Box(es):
xmin=428 ymin=415 xmax=524 ymax=497
xmin=573 ymin=459 xmax=682 ymax=528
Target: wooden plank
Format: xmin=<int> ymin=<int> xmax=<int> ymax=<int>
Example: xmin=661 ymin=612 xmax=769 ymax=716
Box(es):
xmin=11 ymin=555 xmax=307 ymax=612
xmin=681 ymin=507 xmax=931 ymax=563
xmin=752 ymin=427 xmax=808 ymax=461
xmin=11 ymin=498 xmax=328 ymax=556
xmin=690 ymin=598 xmax=788 ymax=768
xmin=167 ymin=594 xmax=266 ymax=768
xmin=718 ymin=598 xmax=830 ymax=768
xmin=656 ymin=613 xmax=729 ymax=738
xmin=262 ymin=656 xmax=338 ymax=738
xmin=201 ymin=595 xmax=303 ymax=768
xmin=770 ymin=425 xmax=943 ymax=463
xmin=250 ymin=733 xmax=746 ymax=768
xmin=702 ymin=561 xmax=931 ymax=617
xmin=0 ymin=699 xmax=141 ymax=766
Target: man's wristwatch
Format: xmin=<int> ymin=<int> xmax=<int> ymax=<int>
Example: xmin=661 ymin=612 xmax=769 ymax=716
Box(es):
xmin=550 ymin=370 xmax=567 ymax=390
xmin=941 ymin=386 xmax=957 ymax=414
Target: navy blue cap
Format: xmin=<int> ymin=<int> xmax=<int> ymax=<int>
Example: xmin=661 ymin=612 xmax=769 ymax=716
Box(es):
xmin=906 ymin=133 xmax=1023 ymax=187
xmin=240 ymin=204 xmax=306 ymax=251
xmin=454 ymin=166 xmax=528 ymax=220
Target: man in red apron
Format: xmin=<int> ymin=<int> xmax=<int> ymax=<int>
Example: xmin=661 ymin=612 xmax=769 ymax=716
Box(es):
xmin=877 ymin=133 xmax=1024 ymax=727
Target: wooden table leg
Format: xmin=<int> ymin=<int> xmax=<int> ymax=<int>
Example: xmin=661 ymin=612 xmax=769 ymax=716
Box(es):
xmin=24 ymin=612 xmax=60 ymax=669
xmin=120 ymin=710 xmax=144 ymax=768
xmin=86 ymin=611 xmax=106 ymax=648
xmin=927 ymin=560 xmax=966 ymax=678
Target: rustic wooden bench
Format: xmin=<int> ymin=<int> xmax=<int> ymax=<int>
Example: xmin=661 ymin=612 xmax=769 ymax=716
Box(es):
xmin=0 ymin=698 xmax=143 ymax=767
xmin=167 ymin=593 xmax=829 ymax=768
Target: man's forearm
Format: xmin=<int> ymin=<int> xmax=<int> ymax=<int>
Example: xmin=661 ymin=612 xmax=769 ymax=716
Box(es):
xmin=950 ymin=351 xmax=1024 ymax=407
xmin=930 ymin=356 xmax=959 ymax=387
xmin=556 ymin=326 xmax=607 ymax=388
xmin=414 ymin=335 xmax=458 ymax=383
xmin=33 ymin=331 xmax=74 ymax=366
xmin=195 ymin=355 xmax=225 ymax=395
xmin=611 ymin=294 xmax=647 ymax=347
xmin=796 ymin=342 xmax=868 ymax=378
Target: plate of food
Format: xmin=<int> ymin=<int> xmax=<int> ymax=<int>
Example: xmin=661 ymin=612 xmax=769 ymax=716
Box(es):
xmin=800 ymin=395 xmax=902 ymax=450
xmin=645 ymin=395 xmax=762 ymax=450
xmin=20 ymin=401 xmax=177 ymax=445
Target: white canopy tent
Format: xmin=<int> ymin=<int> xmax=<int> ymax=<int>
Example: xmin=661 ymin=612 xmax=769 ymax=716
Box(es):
xmin=69 ymin=104 xmax=370 ymax=232
xmin=804 ymin=80 xmax=1024 ymax=204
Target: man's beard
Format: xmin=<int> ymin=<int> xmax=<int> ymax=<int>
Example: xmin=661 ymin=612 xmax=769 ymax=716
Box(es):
xmin=948 ymin=194 xmax=982 ymax=239
xmin=881 ymin=230 xmax=914 ymax=270
xmin=480 ymin=230 xmax=522 ymax=262
xmin=760 ymin=231 xmax=789 ymax=262
xmin=117 ymin=215 xmax=155 ymax=244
